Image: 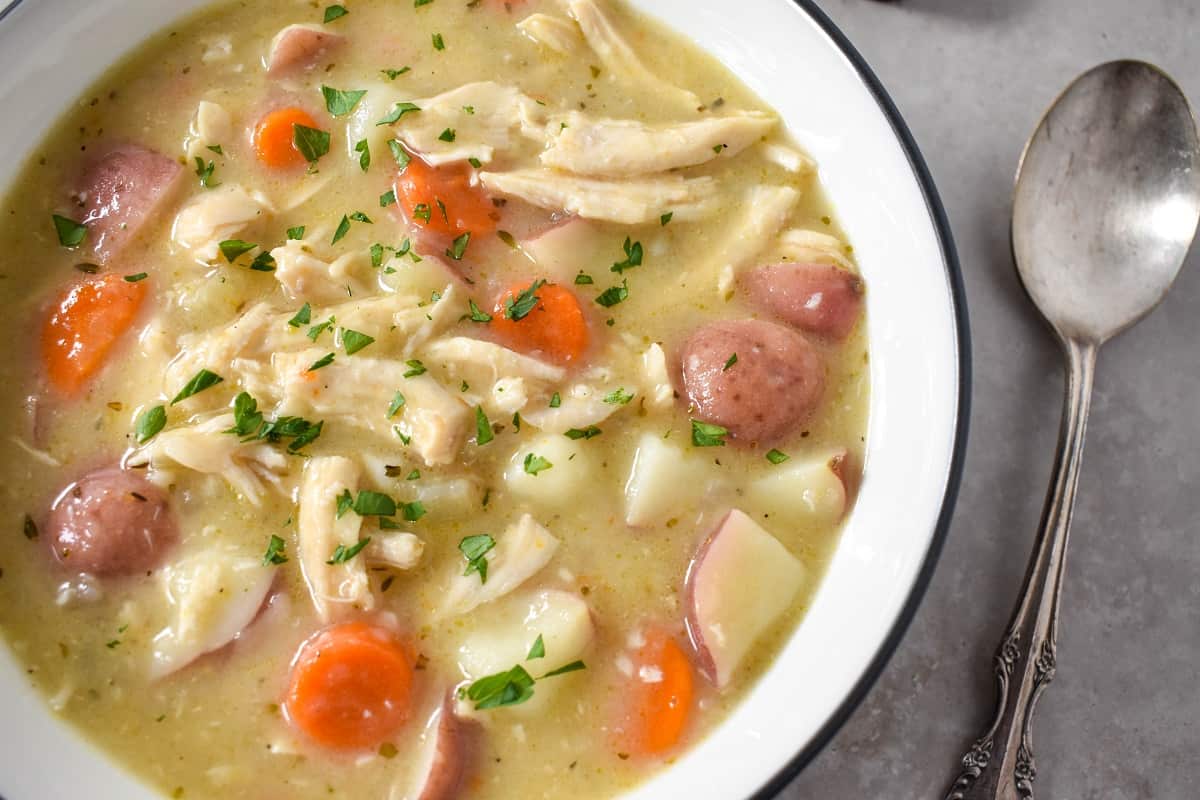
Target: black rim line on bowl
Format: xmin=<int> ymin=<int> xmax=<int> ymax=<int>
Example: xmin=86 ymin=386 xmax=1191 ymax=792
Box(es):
xmin=0 ymin=0 xmax=970 ymax=798
xmin=747 ymin=2 xmax=973 ymax=799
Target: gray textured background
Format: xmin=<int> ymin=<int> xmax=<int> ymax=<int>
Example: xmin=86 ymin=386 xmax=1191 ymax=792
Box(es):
xmin=783 ymin=1 xmax=1200 ymax=799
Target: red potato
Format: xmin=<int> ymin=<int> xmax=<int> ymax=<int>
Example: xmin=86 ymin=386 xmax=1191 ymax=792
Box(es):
xmin=684 ymin=509 xmax=806 ymax=687
xmin=679 ymin=319 xmax=824 ymax=445
xmin=411 ymin=697 xmax=479 ymax=800
xmin=73 ymin=144 xmax=183 ymax=265
xmin=266 ymin=24 xmax=344 ymax=75
xmin=741 ymin=262 xmax=865 ymax=341
xmin=45 ymin=467 xmax=177 ymax=577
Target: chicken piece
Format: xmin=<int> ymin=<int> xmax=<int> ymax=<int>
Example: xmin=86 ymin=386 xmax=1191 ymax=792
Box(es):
xmin=777 ymin=228 xmax=855 ymax=270
xmin=272 ymin=352 xmax=471 ymax=467
xmin=520 ymin=381 xmax=624 ymax=432
xmin=759 ymin=142 xmax=816 ymax=174
xmin=271 ymin=238 xmax=372 ymax=303
xmin=128 ymin=414 xmax=289 ymax=505
xmin=172 ymin=185 xmax=275 ymax=263
xmin=366 ymin=533 xmax=425 ymax=571
xmin=439 ymin=514 xmax=560 ymax=617
xmin=701 ymin=185 xmax=799 ymax=297
xmin=385 ymin=82 xmax=548 ymax=167
xmin=640 ymin=343 xmax=674 ymax=412
xmin=184 ymin=101 xmax=233 ymax=161
xmin=164 ymin=303 xmax=277 ymax=393
xmin=298 ymin=456 xmax=374 ymax=621
xmin=151 ymin=546 xmax=275 ymax=678
xmin=516 ymin=13 xmax=583 ymax=55
xmin=266 ymin=24 xmax=344 ymax=75
xmin=566 ymin=0 xmax=699 ymax=109
xmin=395 ymin=283 xmax=467 ymax=357
xmin=424 ymin=336 xmax=565 ymax=418
xmin=478 ymin=169 xmax=718 ymax=225
xmin=541 ymin=111 xmax=775 ymax=177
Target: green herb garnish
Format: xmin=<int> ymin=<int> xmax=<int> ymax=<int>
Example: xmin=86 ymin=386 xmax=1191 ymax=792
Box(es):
xmin=135 ymin=405 xmax=166 ymax=444
xmin=171 ymin=369 xmax=224 ymax=404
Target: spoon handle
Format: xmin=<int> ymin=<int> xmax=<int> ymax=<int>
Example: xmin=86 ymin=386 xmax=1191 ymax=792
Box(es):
xmin=945 ymin=339 xmax=1097 ymax=800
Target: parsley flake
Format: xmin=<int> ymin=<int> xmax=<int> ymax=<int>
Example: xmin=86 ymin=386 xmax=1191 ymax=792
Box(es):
xmin=171 ymin=369 xmax=224 ymax=405
xmin=52 ymin=214 xmax=87 ymax=247
xmin=523 ymin=453 xmax=553 ymax=475
xmin=474 ymin=406 xmax=494 ymax=445
xmin=135 ymin=405 xmax=167 ymax=444
xmin=691 ymin=419 xmax=729 ymax=447
xmin=262 ymin=535 xmax=288 ymax=566
xmin=322 ymin=85 xmax=367 ymax=117
xmin=327 ymin=537 xmax=371 ymax=565
xmin=459 ymin=534 xmax=495 ymax=584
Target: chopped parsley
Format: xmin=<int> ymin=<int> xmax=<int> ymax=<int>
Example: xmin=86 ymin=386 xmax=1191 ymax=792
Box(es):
xmin=610 ymin=237 xmax=643 ymax=274
xmin=288 ymin=303 xmax=312 ymax=328
xmin=389 ymin=139 xmax=412 ymax=170
xmin=52 ymin=214 xmax=87 ymax=247
xmin=401 ymin=501 xmax=426 ymax=522
xmin=412 ymin=203 xmax=432 ymax=223
xmin=549 ymin=392 xmax=561 ymax=408
xmin=766 ymin=449 xmax=790 ymax=465
xmin=446 ymin=232 xmax=471 ymax=260
xmin=574 ymin=272 xmax=594 ymax=285
xmin=474 ymin=406 xmax=494 ymax=445
xmin=355 ymin=491 xmax=398 ymax=517
xmin=661 ymin=212 xmax=674 ymax=226
xmin=249 ymin=251 xmax=276 ymax=272
xmin=262 ymin=535 xmax=288 ymax=566
xmin=603 ymin=387 xmax=633 ymax=405
xmin=135 ymin=405 xmax=166 ymax=444
xmin=406 ymin=469 xmax=421 ymax=481
xmin=565 ymin=426 xmax=602 ymax=440
xmin=464 ymin=664 xmax=534 ymax=710
xmin=307 ymin=352 xmax=336 ymax=372
xmin=123 ymin=272 xmax=148 ymax=283
xmin=193 ymin=156 xmax=218 ymax=188
xmin=504 ymin=279 xmax=547 ymax=321
xmin=527 ymin=635 xmax=545 ymax=660
xmin=468 ymin=157 xmax=483 ymax=168
xmin=382 ymin=67 xmax=411 ymax=80
xmin=218 ymin=239 xmax=257 ymax=263
xmin=523 ymin=453 xmax=553 ymax=475
xmin=207 ymin=144 xmax=224 ymax=155
xmin=341 ymin=329 xmax=375 ymax=355
xmin=307 ymin=316 xmax=336 ymax=341
xmin=322 ymin=85 xmax=367 ymax=117
xmin=293 ymin=124 xmax=331 ymax=164
xmin=326 ymin=537 xmax=371 ymax=565
xmin=22 ymin=514 xmax=37 ymax=540
xmin=377 ymin=102 xmax=421 ymax=126
xmin=438 ymin=128 xmax=457 ymax=143
xmin=497 ymin=230 xmax=517 ymax=248
xmin=691 ymin=419 xmax=729 ymax=447
xmin=226 ymin=393 xmax=324 ymax=452
xmin=379 ymin=189 xmax=397 ymax=207
xmin=171 ymin=369 xmax=224 ymax=405
xmin=287 ymin=225 xmax=306 ymax=240
xmin=723 ymin=353 xmax=738 ymax=371
xmin=404 ymin=359 xmax=427 ymax=377
xmin=467 ymin=299 xmax=492 ymax=322
xmin=459 ymin=534 xmax=496 ymax=584
xmin=542 ymin=660 xmax=587 ymax=678
xmin=595 ymin=280 xmax=629 ymax=308
xmin=354 ymin=138 xmax=371 ymax=171
xmin=387 ymin=391 xmax=407 ymax=418
xmin=432 ymin=33 xmax=445 ymax=50
xmin=415 ymin=0 xmax=434 ymax=6
xmin=323 ymin=4 xmax=348 ymax=23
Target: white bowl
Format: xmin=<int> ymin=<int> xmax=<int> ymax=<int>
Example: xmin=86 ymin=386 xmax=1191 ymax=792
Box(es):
xmin=0 ymin=1 xmax=969 ymax=798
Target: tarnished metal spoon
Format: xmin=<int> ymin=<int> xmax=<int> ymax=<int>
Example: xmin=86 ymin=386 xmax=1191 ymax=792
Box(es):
xmin=945 ymin=60 xmax=1200 ymax=800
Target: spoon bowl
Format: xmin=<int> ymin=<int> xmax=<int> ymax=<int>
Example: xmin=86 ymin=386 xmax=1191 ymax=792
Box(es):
xmin=1013 ymin=60 xmax=1200 ymax=343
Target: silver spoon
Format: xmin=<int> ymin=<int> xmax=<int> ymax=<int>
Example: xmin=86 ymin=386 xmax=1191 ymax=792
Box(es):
xmin=944 ymin=60 xmax=1200 ymax=800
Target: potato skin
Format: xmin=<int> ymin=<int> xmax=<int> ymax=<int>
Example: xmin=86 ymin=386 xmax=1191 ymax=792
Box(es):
xmin=741 ymin=262 xmax=864 ymax=340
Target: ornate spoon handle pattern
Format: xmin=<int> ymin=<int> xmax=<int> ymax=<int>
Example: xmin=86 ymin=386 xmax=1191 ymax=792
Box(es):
xmin=945 ymin=340 xmax=1095 ymax=800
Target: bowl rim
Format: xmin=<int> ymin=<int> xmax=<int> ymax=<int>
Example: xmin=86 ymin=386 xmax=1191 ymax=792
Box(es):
xmin=742 ymin=2 xmax=972 ymax=797
xmin=0 ymin=0 xmax=971 ymax=796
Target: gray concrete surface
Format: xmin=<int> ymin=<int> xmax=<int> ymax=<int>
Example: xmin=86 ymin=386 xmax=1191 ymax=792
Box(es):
xmin=782 ymin=2 xmax=1200 ymax=798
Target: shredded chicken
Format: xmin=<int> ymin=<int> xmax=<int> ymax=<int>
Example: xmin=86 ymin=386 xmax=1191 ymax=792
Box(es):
xmin=394 ymin=283 xmax=467 ymax=356
xmin=520 ymin=381 xmax=625 ymax=431
xmin=777 ymin=228 xmax=855 ymax=269
xmin=759 ymin=142 xmax=816 ymax=174
xmin=541 ymin=111 xmax=775 ymax=177
xmin=271 ymin=238 xmax=372 ymax=304
xmin=479 ymin=169 xmax=718 ymax=224
xmin=128 ymin=414 xmax=289 ymax=505
xmin=516 ymin=12 xmax=583 ymax=55
xmin=172 ymin=185 xmax=275 ymax=264
xmin=298 ymin=456 xmax=374 ymax=621
xmin=640 ymin=343 xmax=674 ymax=412
xmin=387 ymin=82 xmax=547 ymax=167
xmin=164 ymin=303 xmax=277 ymax=393
xmin=695 ymin=184 xmax=800 ymax=296
xmin=184 ymin=100 xmax=233 ymax=161
xmin=439 ymin=514 xmax=560 ymax=617
xmin=365 ymin=533 xmax=425 ymax=571
xmin=565 ymin=0 xmax=700 ymax=109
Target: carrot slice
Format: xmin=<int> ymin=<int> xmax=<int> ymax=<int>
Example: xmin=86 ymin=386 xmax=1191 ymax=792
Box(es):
xmin=490 ymin=281 xmax=589 ymax=365
xmin=394 ymin=155 xmax=497 ymax=239
xmin=254 ymin=107 xmax=320 ymax=169
xmin=617 ymin=631 xmax=695 ymax=756
xmin=41 ymin=274 xmax=147 ymax=396
xmin=284 ymin=622 xmax=414 ymax=751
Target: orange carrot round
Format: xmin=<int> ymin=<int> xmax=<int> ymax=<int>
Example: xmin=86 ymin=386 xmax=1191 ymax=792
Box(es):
xmin=253 ymin=107 xmax=320 ymax=169
xmin=284 ymin=622 xmax=415 ymax=751
xmin=617 ymin=631 xmax=695 ymax=756
xmin=42 ymin=274 xmax=147 ymax=396
xmin=394 ymin=155 xmax=497 ymax=239
xmin=490 ymin=281 xmax=589 ymax=365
